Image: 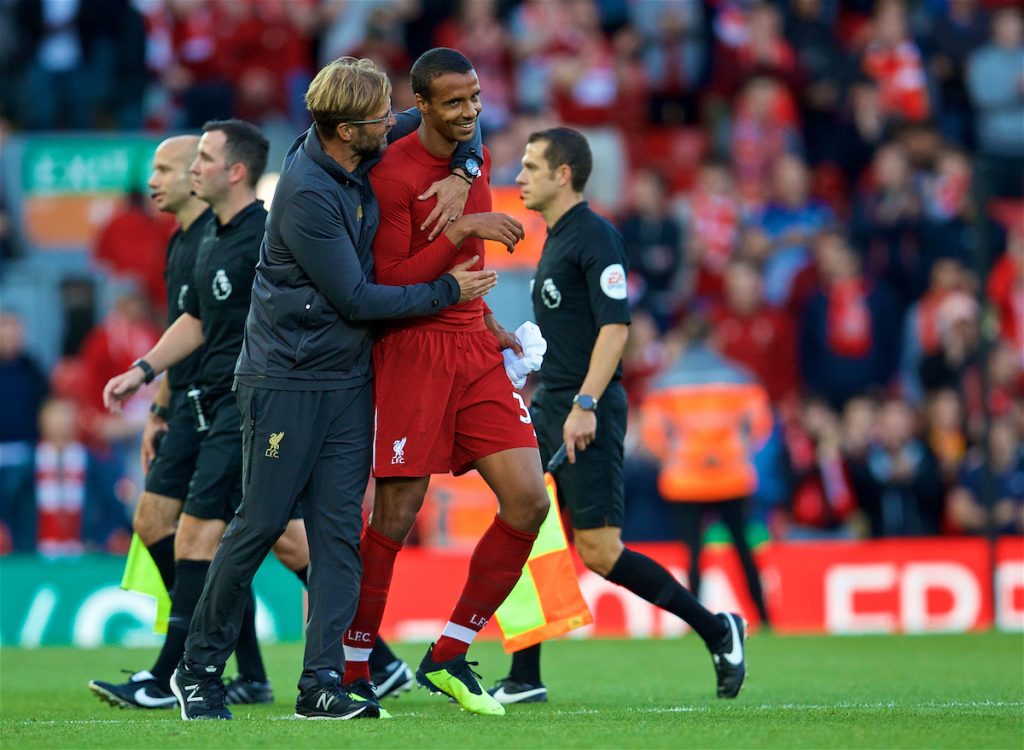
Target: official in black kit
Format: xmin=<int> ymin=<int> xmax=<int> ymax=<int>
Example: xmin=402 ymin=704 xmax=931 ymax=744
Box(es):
xmin=528 ymin=192 xmax=632 ymax=532
xmin=168 ymin=57 xmax=496 ymax=721
xmin=175 ymin=198 xmax=266 ymax=521
xmin=489 ymin=127 xmax=748 ymax=706
xmin=141 ymin=206 xmax=212 ymax=504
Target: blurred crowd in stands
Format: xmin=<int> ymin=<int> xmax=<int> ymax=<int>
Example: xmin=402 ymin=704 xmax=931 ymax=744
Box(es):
xmin=0 ymin=0 xmax=1022 ymax=555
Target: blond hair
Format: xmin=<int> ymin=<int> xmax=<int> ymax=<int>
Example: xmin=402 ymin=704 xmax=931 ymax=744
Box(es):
xmin=305 ymin=57 xmax=392 ymax=140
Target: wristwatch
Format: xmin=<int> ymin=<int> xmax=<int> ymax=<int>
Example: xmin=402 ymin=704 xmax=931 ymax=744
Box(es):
xmin=463 ymin=157 xmax=481 ymax=178
xmin=133 ymin=358 xmax=156 ymax=384
xmin=150 ymin=402 xmax=170 ymax=420
xmin=573 ymin=393 xmax=598 ymax=411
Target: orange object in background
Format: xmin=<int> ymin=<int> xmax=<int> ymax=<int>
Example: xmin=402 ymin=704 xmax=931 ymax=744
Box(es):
xmin=483 ymin=185 xmax=548 ymax=270
xmin=418 ymin=472 xmax=498 ymax=550
xmin=642 ymin=382 xmax=773 ymax=503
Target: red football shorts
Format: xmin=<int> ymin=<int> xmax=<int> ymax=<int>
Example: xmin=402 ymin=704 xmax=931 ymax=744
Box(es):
xmin=372 ymin=327 xmax=538 ymax=477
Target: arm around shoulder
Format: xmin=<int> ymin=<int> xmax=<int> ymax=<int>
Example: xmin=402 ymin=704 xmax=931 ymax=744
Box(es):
xmin=282 ymin=189 xmax=462 ymax=321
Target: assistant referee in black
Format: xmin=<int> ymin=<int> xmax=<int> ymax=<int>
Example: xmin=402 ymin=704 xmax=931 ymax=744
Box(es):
xmin=489 ymin=127 xmax=748 ymax=705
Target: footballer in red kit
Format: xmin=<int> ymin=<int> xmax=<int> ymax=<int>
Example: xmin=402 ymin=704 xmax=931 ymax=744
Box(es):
xmin=370 ymin=132 xmax=537 ymax=476
xmin=341 ymin=48 xmax=549 ymax=717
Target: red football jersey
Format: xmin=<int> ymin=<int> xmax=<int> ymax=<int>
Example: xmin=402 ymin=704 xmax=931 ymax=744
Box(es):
xmin=370 ymin=132 xmax=492 ymax=332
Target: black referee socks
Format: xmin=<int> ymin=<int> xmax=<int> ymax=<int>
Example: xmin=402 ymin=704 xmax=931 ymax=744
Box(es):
xmin=606 ymin=548 xmax=727 ymax=646
xmin=151 ymin=558 xmax=210 ymax=688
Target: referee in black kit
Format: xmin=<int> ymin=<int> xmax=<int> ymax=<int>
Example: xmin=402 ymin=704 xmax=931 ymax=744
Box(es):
xmin=488 ymin=127 xmax=748 ymax=705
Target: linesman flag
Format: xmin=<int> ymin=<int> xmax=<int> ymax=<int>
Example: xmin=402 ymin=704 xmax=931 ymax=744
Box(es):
xmin=494 ymin=447 xmax=592 ymax=652
xmin=120 ymin=533 xmax=171 ymax=634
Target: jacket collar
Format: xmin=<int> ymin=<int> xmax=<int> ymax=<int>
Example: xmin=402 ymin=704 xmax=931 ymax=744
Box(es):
xmin=301 ymin=126 xmax=379 ymax=187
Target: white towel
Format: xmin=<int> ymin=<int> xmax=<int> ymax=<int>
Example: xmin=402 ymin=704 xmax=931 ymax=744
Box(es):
xmin=502 ymin=321 xmax=547 ymax=390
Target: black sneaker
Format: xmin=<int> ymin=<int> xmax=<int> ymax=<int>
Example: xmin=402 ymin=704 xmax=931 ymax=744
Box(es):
xmin=370 ymin=659 xmax=415 ymax=700
xmin=88 ymin=670 xmax=177 ymax=709
xmin=295 ymin=669 xmax=381 ymax=720
xmin=710 ymin=612 xmax=747 ymax=699
xmin=224 ymin=676 xmax=274 ymax=705
xmin=346 ymin=678 xmax=391 ymax=718
xmin=488 ymin=677 xmax=548 ymax=704
xmin=170 ymin=663 xmax=233 ymax=720
xmin=415 ymin=643 xmax=504 ymax=716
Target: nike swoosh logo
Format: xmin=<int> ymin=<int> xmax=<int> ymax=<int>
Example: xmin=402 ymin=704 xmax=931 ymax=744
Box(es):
xmin=133 ymin=688 xmax=177 ymax=707
xmin=722 ymin=615 xmax=744 ymax=666
xmin=493 ymin=686 xmax=546 ymax=703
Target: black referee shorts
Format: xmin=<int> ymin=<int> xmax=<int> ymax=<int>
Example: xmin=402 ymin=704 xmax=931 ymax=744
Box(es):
xmin=531 ymin=382 xmax=627 ymax=530
xmin=182 ymin=391 xmax=243 ymax=522
xmin=144 ymin=390 xmax=200 ymax=501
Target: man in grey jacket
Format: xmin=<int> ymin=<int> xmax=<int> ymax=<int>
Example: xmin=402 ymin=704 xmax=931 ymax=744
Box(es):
xmin=110 ymin=57 xmax=501 ymax=721
xmin=967 ymin=7 xmax=1024 ymax=196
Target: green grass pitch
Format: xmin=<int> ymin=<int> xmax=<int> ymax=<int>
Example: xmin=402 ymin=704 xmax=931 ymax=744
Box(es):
xmin=2 ymin=633 xmax=1021 ymax=749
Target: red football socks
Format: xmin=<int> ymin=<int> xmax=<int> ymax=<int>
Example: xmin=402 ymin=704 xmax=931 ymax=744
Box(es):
xmin=432 ymin=515 xmax=537 ymax=663
xmin=342 ymin=527 xmax=403 ymax=684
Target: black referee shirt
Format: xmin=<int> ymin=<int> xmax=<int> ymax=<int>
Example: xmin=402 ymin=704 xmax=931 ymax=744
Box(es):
xmin=183 ymin=200 xmax=266 ymax=397
xmin=164 ymin=208 xmax=213 ymax=392
xmin=531 ymin=201 xmax=632 ymax=392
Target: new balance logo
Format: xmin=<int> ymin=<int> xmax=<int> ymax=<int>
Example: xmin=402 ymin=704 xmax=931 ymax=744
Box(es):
xmin=316 ymin=692 xmax=336 ymax=712
xmin=266 ymin=431 xmax=284 ymax=458
xmin=184 ymin=683 xmax=203 ymax=703
xmin=391 ymin=436 xmax=406 ymax=464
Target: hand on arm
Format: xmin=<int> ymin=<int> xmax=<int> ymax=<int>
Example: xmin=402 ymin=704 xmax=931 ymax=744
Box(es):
xmin=563 ymin=323 xmax=629 ymax=464
xmin=443 ymin=212 xmax=524 ymax=254
xmin=419 ymin=172 xmax=472 ymax=241
xmin=285 ymin=190 xmax=484 ymax=321
xmin=447 ymin=256 xmax=497 ymax=303
xmin=140 ymin=376 xmax=171 ymax=473
xmin=103 ymin=314 xmax=205 ymax=413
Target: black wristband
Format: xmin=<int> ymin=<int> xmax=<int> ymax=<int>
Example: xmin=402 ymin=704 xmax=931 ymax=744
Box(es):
xmin=133 ymin=358 xmax=156 ymax=384
xmin=451 ymin=171 xmax=473 ymax=187
xmin=150 ymin=402 xmax=170 ymax=420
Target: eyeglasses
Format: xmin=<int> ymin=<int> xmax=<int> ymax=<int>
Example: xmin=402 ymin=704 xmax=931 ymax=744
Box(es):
xmin=347 ymin=107 xmax=393 ymax=127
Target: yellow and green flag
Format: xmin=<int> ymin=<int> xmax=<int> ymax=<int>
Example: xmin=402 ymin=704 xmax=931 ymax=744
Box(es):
xmin=494 ymin=475 xmax=592 ymax=653
xmin=120 ymin=533 xmax=171 ymax=634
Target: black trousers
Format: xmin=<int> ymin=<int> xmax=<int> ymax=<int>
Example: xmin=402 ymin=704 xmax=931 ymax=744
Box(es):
xmin=675 ymin=498 xmax=770 ymax=625
xmin=184 ymin=381 xmax=372 ymax=692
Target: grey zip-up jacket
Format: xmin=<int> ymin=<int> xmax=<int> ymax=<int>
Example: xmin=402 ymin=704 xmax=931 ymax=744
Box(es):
xmin=235 ymin=115 xmax=479 ymax=390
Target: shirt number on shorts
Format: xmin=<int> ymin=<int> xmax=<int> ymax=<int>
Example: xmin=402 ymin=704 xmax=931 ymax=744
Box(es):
xmin=512 ymin=392 xmax=532 ymax=424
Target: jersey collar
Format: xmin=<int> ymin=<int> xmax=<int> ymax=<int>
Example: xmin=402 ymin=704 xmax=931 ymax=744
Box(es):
xmin=549 ymin=201 xmax=589 ymax=237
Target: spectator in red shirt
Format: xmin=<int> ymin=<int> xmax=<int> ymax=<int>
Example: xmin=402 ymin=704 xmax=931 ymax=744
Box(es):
xmin=711 ymin=2 xmax=801 ymax=99
xmin=683 ymin=158 xmax=741 ymax=304
xmin=93 ymin=191 xmax=175 ymax=313
xmin=899 ymin=257 xmax=971 ymax=404
xmin=549 ymin=1 xmax=619 ymax=127
xmin=987 ymin=224 xmax=1024 ymax=361
xmin=162 ymin=0 xmax=234 ymax=126
xmin=782 ymin=395 xmax=859 ymax=539
xmin=217 ymin=0 xmax=316 ymax=126
xmin=711 ymin=257 xmax=800 ymax=406
xmin=730 ymin=75 xmax=803 ymax=208
xmin=859 ymin=0 xmax=931 ymax=122
xmin=73 ymin=290 xmax=160 ymax=449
